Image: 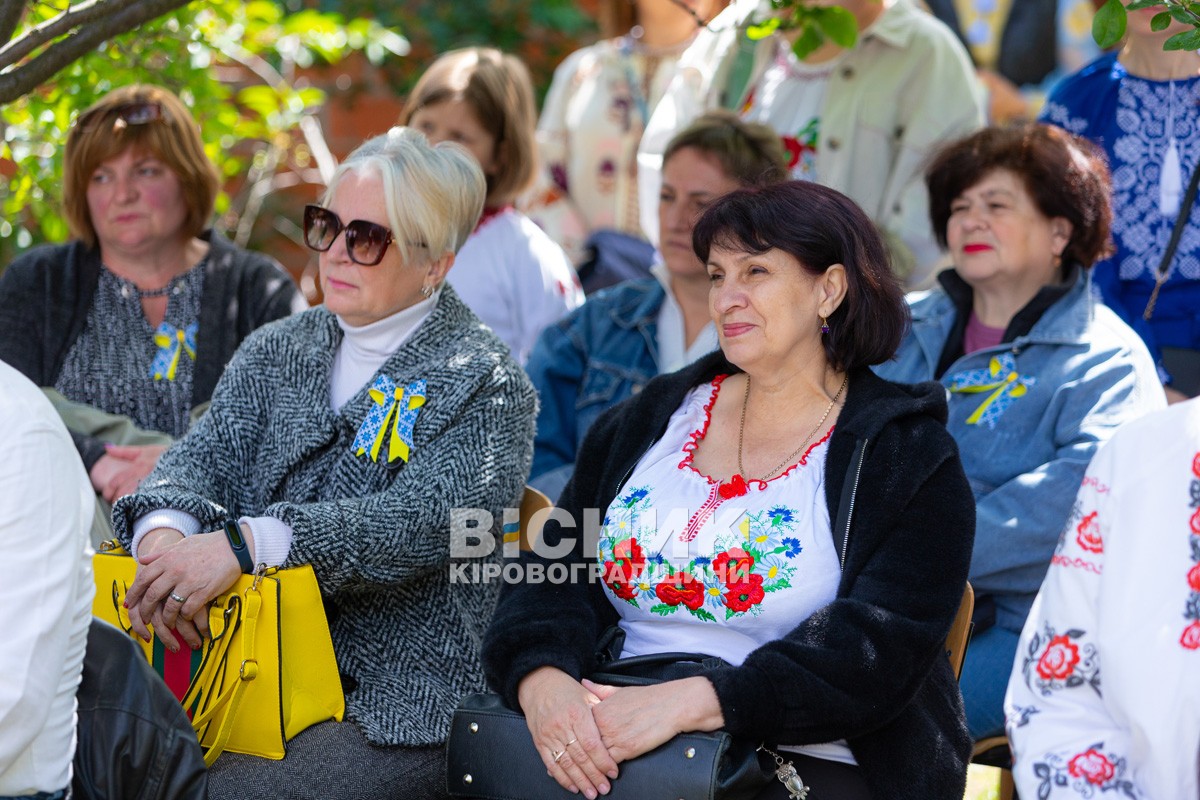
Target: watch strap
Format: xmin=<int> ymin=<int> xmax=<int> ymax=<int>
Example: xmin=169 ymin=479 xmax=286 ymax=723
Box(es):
xmin=223 ymin=519 xmax=255 ymax=574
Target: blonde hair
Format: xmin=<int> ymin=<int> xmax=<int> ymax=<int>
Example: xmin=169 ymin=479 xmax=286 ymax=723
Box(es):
xmin=64 ymin=84 xmax=219 ymax=247
xmin=400 ymin=48 xmax=537 ymax=206
xmin=324 ymin=127 xmax=486 ymax=265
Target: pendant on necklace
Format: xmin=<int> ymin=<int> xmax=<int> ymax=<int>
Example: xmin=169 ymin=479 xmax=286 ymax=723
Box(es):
xmin=718 ymin=473 xmax=749 ymax=499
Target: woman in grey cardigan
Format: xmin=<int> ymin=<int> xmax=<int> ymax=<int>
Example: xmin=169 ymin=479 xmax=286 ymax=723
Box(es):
xmin=112 ymin=127 xmax=537 ymax=798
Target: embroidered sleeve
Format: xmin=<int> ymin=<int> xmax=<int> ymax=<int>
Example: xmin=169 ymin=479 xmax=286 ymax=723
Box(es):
xmin=1006 ymin=443 xmax=1146 ymax=799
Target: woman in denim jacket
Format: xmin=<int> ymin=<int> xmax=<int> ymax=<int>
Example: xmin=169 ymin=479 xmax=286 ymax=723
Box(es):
xmin=875 ymin=124 xmax=1166 ymax=741
xmin=527 ymin=111 xmax=788 ymax=498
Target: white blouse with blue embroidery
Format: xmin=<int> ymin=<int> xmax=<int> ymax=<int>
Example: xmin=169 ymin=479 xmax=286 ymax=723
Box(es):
xmin=598 ymin=374 xmax=854 ymax=764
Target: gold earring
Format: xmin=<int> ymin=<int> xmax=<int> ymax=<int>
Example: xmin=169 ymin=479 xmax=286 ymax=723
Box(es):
xmin=820 ymin=315 xmax=830 ymax=334
xmin=420 ymin=284 xmax=435 ymax=298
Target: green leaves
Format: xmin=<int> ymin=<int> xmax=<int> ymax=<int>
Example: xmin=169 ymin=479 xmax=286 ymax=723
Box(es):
xmin=1152 ymin=10 xmax=1174 ymax=30
xmin=1092 ymin=0 xmax=1127 ymax=49
xmin=746 ymin=1 xmax=860 ymax=62
xmin=1165 ymin=26 xmax=1200 ymax=48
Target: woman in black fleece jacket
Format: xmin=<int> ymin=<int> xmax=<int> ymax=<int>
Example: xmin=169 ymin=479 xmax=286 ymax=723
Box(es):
xmin=483 ymin=182 xmax=976 ymax=799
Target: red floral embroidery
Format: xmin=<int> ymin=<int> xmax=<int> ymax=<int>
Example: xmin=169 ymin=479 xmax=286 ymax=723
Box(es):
xmin=655 ymin=572 xmax=705 ymax=610
xmin=1192 ymin=451 xmax=1200 ymax=478
xmin=1192 ymin=507 xmax=1200 ymax=535
xmin=1181 ymin=620 xmax=1200 ymax=650
xmin=1189 ymin=563 xmax=1200 ymax=593
xmin=613 ymin=538 xmax=645 ymax=574
xmin=603 ymin=538 xmax=646 ymax=600
xmin=724 ymin=574 xmax=766 ymax=612
xmin=1075 ymin=511 xmax=1103 ymax=553
xmin=781 ymin=135 xmax=802 ymax=169
xmin=712 ymin=548 xmax=755 ymax=585
xmin=1036 ymin=635 xmax=1081 ymax=681
xmin=1067 ymin=749 xmax=1116 ymax=785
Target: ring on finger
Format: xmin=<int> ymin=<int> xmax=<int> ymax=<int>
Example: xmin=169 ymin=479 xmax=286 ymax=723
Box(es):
xmin=551 ymin=748 xmax=565 ymax=763
xmin=169 ymin=591 xmax=187 ymax=604
xmin=564 ymin=737 xmax=578 ymax=748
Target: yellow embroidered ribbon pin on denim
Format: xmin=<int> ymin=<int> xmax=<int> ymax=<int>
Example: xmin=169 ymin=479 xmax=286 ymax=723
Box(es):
xmin=352 ymin=377 xmax=426 ymax=463
xmin=151 ymin=321 xmax=198 ymax=381
xmin=947 ymin=353 xmax=1036 ymax=429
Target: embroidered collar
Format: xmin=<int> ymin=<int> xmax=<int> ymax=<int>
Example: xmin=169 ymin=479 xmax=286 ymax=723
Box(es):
xmin=474 ymin=205 xmax=514 ymax=233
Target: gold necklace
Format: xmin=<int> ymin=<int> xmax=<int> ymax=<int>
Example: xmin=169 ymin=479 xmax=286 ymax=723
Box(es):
xmin=737 ymin=373 xmax=848 ymax=483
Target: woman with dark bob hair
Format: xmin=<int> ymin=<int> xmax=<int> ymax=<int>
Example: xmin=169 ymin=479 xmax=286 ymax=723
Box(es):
xmin=484 ymin=180 xmax=978 ymax=798
xmin=876 ymin=123 xmax=1165 ymax=743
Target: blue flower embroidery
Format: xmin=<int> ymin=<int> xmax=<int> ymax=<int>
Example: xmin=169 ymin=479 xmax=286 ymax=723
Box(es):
xmin=768 ymin=506 xmax=794 ymax=524
xmin=782 ymin=537 xmax=802 ymax=558
xmin=947 ymin=353 xmax=1036 ymax=429
xmin=351 ymin=376 xmax=426 ymax=463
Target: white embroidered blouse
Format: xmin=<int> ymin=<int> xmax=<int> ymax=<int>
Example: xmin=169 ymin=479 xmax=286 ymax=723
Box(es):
xmin=598 ymin=375 xmax=853 ymax=764
xmin=1005 ymin=399 xmax=1200 ymax=799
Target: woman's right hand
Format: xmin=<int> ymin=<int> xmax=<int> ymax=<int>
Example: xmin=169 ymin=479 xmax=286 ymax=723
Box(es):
xmin=517 ymin=666 xmax=619 ymax=798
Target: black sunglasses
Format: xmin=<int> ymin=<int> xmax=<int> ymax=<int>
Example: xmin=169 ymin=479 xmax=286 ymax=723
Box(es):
xmin=303 ymin=205 xmax=396 ymax=266
xmin=77 ymin=101 xmax=166 ymax=133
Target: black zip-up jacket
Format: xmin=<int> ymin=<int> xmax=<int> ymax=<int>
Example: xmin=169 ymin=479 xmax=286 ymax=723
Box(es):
xmin=484 ymin=351 xmax=976 ymax=799
xmin=0 ymin=231 xmax=305 ymax=469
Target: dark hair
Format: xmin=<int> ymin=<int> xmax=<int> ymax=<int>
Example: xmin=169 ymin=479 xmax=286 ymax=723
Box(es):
xmin=662 ymin=110 xmax=789 ymax=188
xmin=926 ymin=123 xmax=1113 ymax=267
xmin=401 ymin=47 xmax=537 ymax=205
xmin=692 ymin=181 xmax=908 ymax=371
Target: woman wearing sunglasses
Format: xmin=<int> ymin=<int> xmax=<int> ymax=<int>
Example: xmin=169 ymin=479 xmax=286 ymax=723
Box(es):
xmin=110 ymin=126 xmax=536 ymax=798
xmin=0 ymin=84 xmax=305 ymax=540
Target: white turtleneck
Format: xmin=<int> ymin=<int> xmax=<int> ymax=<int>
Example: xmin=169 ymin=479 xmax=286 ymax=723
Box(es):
xmin=131 ymin=292 xmax=440 ymax=569
xmin=329 ymin=290 xmax=439 ymax=411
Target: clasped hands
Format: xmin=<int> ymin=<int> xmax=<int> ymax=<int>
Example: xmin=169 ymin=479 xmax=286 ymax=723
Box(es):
xmin=123 ymin=526 xmax=246 ymax=653
xmin=517 ymin=666 xmax=724 ymax=799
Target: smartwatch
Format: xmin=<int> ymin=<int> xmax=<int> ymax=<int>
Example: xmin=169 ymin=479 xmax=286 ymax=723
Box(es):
xmin=223 ymin=520 xmax=255 ymax=574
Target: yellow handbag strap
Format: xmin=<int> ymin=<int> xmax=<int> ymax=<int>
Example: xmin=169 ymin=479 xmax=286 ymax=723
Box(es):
xmin=182 ymin=580 xmax=263 ymax=767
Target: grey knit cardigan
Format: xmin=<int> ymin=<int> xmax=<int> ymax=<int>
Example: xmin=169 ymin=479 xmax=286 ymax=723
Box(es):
xmin=113 ymin=287 xmax=537 ymax=746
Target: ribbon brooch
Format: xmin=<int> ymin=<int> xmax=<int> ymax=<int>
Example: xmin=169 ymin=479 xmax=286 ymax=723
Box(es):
xmin=352 ymin=376 xmax=426 ymax=464
xmin=947 ymin=353 xmax=1036 ymax=429
xmin=150 ymin=321 xmax=198 ymax=381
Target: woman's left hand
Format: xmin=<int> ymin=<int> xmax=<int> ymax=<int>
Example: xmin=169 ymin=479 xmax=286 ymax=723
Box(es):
xmin=584 ymin=676 xmax=725 ymax=763
xmin=125 ymin=530 xmax=242 ymax=649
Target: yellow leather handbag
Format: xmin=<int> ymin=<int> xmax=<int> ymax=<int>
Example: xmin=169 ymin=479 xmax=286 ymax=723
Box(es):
xmin=91 ymin=543 xmax=345 ymax=766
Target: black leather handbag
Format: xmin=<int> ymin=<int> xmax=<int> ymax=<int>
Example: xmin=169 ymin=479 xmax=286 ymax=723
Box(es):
xmin=446 ymin=653 xmax=777 ymax=800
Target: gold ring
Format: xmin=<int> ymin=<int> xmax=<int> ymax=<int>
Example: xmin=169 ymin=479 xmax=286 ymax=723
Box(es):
xmin=564 ymin=737 xmax=578 ymax=748
xmin=552 ymin=749 xmax=565 ymax=763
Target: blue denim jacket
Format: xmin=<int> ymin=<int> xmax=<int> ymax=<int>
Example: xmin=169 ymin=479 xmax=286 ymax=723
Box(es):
xmin=526 ymin=278 xmax=664 ymax=499
xmin=875 ymin=270 xmax=1165 ymax=633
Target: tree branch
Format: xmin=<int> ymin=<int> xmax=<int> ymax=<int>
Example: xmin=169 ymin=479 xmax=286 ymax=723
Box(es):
xmin=0 ymin=0 xmax=27 ymax=49
xmin=0 ymin=0 xmax=140 ymax=68
xmin=0 ymin=0 xmax=190 ymax=104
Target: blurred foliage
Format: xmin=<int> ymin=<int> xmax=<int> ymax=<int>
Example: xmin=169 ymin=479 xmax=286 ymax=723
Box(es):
xmin=1093 ymin=0 xmax=1200 ymax=48
xmin=747 ymin=1 xmax=859 ymax=60
xmin=313 ymin=0 xmax=596 ymax=102
xmin=0 ymin=0 xmax=407 ymax=267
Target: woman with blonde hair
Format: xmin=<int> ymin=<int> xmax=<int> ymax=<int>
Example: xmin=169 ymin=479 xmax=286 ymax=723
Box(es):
xmin=402 ymin=48 xmax=583 ymax=363
xmin=115 ymin=127 xmax=536 ymax=798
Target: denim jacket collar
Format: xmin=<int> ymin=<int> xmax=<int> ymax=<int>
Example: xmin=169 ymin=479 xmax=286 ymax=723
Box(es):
xmin=604 ymin=278 xmax=666 ymax=332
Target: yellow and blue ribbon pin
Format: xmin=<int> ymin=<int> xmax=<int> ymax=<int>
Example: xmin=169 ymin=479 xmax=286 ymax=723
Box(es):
xmin=150 ymin=321 xmax=198 ymax=381
xmin=947 ymin=353 xmax=1036 ymax=429
xmin=352 ymin=377 xmax=427 ymax=463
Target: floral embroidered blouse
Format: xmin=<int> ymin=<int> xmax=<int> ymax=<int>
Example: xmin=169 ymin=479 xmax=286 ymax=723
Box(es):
xmin=1004 ymin=399 xmax=1200 ymax=799
xmin=599 ymin=375 xmax=853 ymax=765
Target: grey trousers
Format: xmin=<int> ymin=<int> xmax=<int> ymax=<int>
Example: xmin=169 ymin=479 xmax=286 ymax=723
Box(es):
xmin=207 ymin=721 xmax=450 ymax=800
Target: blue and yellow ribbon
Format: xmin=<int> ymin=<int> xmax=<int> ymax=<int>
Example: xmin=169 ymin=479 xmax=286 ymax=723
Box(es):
xmin=351 ymin=376 xmax=426 ymax=464
xmin=947 ymin=353 xmax=1035 ymax=429
xmin=150 ymin=321 xmax=198 ymax=381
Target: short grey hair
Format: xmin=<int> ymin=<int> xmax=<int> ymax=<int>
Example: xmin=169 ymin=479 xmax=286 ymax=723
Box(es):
xmin=323 ymin=127 xmax=486 ymax=264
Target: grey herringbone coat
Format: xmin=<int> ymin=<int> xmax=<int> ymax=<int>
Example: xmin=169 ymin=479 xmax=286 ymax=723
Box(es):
xmin=113 ymin=287 xmax=536 ymax=746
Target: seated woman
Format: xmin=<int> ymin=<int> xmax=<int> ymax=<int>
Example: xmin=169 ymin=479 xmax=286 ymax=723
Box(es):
xmin=527 ymin=110 xmax=788 ymax=498
xmin=1005 ymin=397 xmax=1200 ymax=798
xmin=485 ymin=181 xmax=977 ymax=798
xmin=113 ymin=127 xmax=536 ymax=798
xmin=0 ymin=85 xmax=305 ymax=518
xmin=874 ymin=123 xmax=1165 ymax=741
xmin=401 ymin=47 xmax=584 ymax=364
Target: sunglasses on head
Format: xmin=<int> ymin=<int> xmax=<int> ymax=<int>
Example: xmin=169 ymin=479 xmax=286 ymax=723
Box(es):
xmin=77 ymin=101 xmax=166 ymax=133
xmin=303 ymin=205 xmax=396 ymax=266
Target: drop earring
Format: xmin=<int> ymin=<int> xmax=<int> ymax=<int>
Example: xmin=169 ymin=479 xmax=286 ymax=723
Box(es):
xmin=820 ymin=315 xmax=830 ymax=335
